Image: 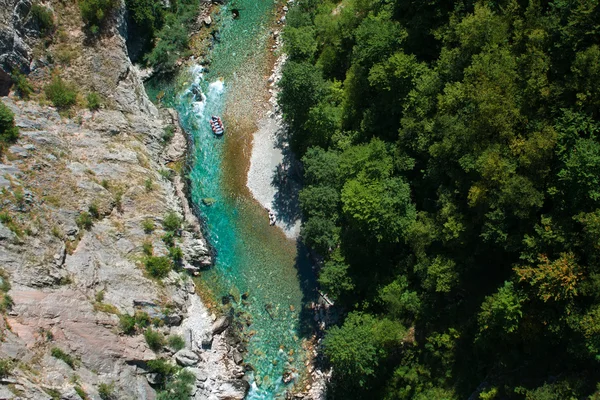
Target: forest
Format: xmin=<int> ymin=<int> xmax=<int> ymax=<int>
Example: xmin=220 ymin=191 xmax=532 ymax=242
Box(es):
xmin=278 ymin=0 xmax=600 ymax=398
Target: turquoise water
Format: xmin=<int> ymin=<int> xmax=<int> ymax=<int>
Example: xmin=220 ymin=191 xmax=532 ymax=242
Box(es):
xmin=160 ymin=2 xmax=314 ymax=399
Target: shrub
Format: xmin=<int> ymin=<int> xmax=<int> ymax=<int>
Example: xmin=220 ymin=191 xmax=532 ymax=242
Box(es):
xmin=134 ymin=311 xmax=151 ymax=328
xmin=169 ymin=246 xmax=183 ymax=263
xmin=161 ymin=231 xmax=174 ymax=247
xmin=144 ymin=256 xmax=172 ymax=278
xmin=0 ymin=102 xmax=19 ymax=143
xmin=0 ymin=359 xmax=13 ymax=378
xmin=86 ymin=92 xmax=101 ymax=110
xmin=0 ymin=294 xmax=13 ymax=312
xmin=98 ymin=382 xmax=116 ymax=400
xmin=142 ymin=240 xmax=153 ymax=256
xmin=144 ymin=328 xmax=164 ymax=352
xmin=162 ymin=211 xmax=182 ymax=232
xmin=76 ymin=212 xmax=93 ymax=230
xmin=162 ymin=125 xmax=174 ymax=143
xmin=11 ymin=70 xmax=33 ymax=99
xmin=30 ymin=4 xmax=55 ymax=35
xmin=51 ymin=347 xmax=76 ymax=368
xmin=101 ymin=179 xmax=110 ymax=189
xmin=95 ymin=290 xmax=105 ymax=302
xmin=79 ymin=0 xmax=115 ymax=34
xmin=167 ymin=334 xmax=185 ymax=351
xmin=147 ymin=358 xmax=178 ymax=387
xmin=158 ymin=168 xmax=171 ymax=180
xmin=145 ymin=178 xmax=153 ymax=192
xmin=119 ymin=313 xmax=136 ymax=334
xmin=142 ymin=218 xmax=155 ymax=233
xmin=88 ymin=202 xmax=100 ymax=219
xmin=45 ymin=76 xmax=77 ymax=109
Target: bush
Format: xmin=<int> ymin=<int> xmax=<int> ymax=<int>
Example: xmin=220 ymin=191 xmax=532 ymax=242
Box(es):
xmin=163 ymin=211 xmax=182 ymax=232
xmin=0 ymin=102 xmax=19 ymax=143
xmin=74 ymin=386 xmax=88 ymax=400
xmin=0 ymin=294 xmax=13 ymax=312
xmin=134 ymin=311 xmax=151 ymax=328
xmin=145 ymin=178 xmax=153 ymax=192
xmin=51 ymin=347 xmax=76 ymax=368
xmin=147 ymin=358 xmax=178 ymax=387
xmin=161 ymin=231 xmax=174 ymax=247
xmin=169 ymin=246 xmax=183 ymax=263
xmin=98 ymin=382 xmax=116 ymax=400
xmin=88 ymin=202 xmax=100 ymax=219
xmin=0 ymin=359 xmax=13 ymax=378
xmin=167 ymin=334 xmax=185 ymax=351
xmin=142 ymin=218 xmax=155 ymax=233
xmin=144 ymin=256 xmax=172 ymax=278
xmin=45 ymin=76 xmax=77 ymax=109
xmin=76 ymin=212 xmax=93 ymax=230
xmin=162 ymin=125 xmax=174 ymax=143
xmin=144 ymin=328 xmax=164 ymax=352
xmin=142 ymin=240 xmax=153 ymax=256
xmin=30 ymin=4 xmax=55 ymax=35
xmin=79 ymin=0 xmax=115 ymax=33
xmin=119 ymin=313 xmax=136 ymax=334
xmin=86 ymin=92 xmax=101 ymax=110
xmin=11 ymin=70 xmax=33 ymax=99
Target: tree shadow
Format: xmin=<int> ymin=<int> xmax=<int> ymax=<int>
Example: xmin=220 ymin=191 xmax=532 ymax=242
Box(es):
xmin=270 ymin=124 xmax=302 ymax=229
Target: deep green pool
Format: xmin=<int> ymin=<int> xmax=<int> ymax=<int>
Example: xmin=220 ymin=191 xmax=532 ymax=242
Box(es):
xmin=148 ymin=2 xmax=314 ymax=398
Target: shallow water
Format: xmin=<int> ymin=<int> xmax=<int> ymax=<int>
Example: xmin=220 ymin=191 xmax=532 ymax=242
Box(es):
xmin=148 ymin=2 xmax=315 ymax=399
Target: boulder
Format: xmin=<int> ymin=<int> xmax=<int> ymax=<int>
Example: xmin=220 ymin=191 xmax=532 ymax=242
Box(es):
xmin=211 ymin=316 xmax=230 ymax=335
xmin=0 ymin=223 xmax=16 ymax=242
xmin=174 ymin=349 xmax=200 ymax=366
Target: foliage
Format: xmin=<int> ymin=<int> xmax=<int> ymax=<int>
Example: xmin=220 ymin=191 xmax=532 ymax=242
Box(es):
xmin=119 ymin=313 xmax=136 ymax=334
xmin=44 ymin=76 xmax=77 ymax=109
xmin=0 ymin=359 xmax=12 ymax=378
xmin=11 ymin=70 xmax=33 ymax=99
xmin=79 ymin=0 xmax=115 ymax=34
xmin=75 ymin=212 xmax=93 ymax=230
xmin=144 ymin=328 xmax=164 ymax=352
xmin=144 ymin=256 xmax=172 ymax=278
xmin=162 ymin=211 xmax=182 ymax=232
xmin=280 ymin=0 xmax=600 ymax=397
xmin=86 ymin=92 xmax=101 ymax=110
xmin=30 ymin=4 xmax=55 ymax=35
xmin=98 ymin=382 xmax=116 ymax=400
xmin=51 ymin=347 xmax=76 ymax=368
xmin=142 ymin=218 xmax=155 ymax=233
xmin=0 ymin=101 xmax=19 ymax=144
xmin=167 ymin=334 xmax=185 ymax=351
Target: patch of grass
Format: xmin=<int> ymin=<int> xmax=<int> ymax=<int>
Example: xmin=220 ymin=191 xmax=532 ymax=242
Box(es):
xmin=30 ymin=4 xmax=55 ymax=35
xmin=145 ymin=178 xmax=153 ymax=192
xmin=86 ymin=92 xmax=101 ymax=111
xmin=101 ymin=179 xmax=110 ymax=189
xmin=134 ymin=311 xmax=151 ymax=328
xmin=45 ymin=75 xmax=77 ymax=110
xmin=98 ymin=382 xmax=116 ymax=400
xmin=0 ymin=359 xmax=13 ymax=378
xmin=11 ymin=70 xmax=33 ymax=99
xmin=162 ymin=211 xmax=182 ymax=232
xmin=119 ymin=313 xmax=136 ymax=334
xmin=144 ymin=328 xmax=165 ymax=352
xmin=0 ymin=270 xmax=11 ymax=293
xmin=114 ymin=189 xmax=123 ymax=212
xmin=144 ymin=256 xmax=172 ymax=279
xmin=142 ymin=218 xmax=155 ymax=234
xmin=158 ymin=169 xmax=171 ymax=180
xmin=51 ymin=225 xmax=63 ymax=239
xmin=50 ymin=347 xmax=76 ymax=368
xmin=43 ymin=388 xmax=61 ymax=400
xmin=44 ymin=195 xmax=61 ymax=207
xmin=93 ymin=302 xmax=119 ymax=315
xmin=167 ymin=334 xmax=185 ymax=351
xmin=75 ymin=211 xmax=93 ymax=230
xmin=74 ymin=385 xmax=88 ymax=400
xmin=0 ymin=212 xmax=22 ymax=236
xmin=0 ymin=294 xmax=14 ymax=313
xmin=95 ymin=290 xmax=105 ymax=302
xmin=142 ymin=240 xmax=153 ymax=256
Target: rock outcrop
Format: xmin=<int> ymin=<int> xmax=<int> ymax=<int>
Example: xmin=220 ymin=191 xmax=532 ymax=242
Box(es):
xmin=0 ymin=0 xmax=246 ymax=398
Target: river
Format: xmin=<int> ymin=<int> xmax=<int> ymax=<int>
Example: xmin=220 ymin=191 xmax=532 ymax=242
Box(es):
xmin=146 ymin=1 xmax=315 ymax=399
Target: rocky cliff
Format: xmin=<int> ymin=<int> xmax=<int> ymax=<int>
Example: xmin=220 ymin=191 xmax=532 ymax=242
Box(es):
xmin=0 ymin=0 xmax=246 ymax=398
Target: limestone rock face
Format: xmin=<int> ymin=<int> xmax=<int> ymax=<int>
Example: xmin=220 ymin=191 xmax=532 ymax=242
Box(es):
xmin=0 ymin=0 xmax=241 ymax=398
